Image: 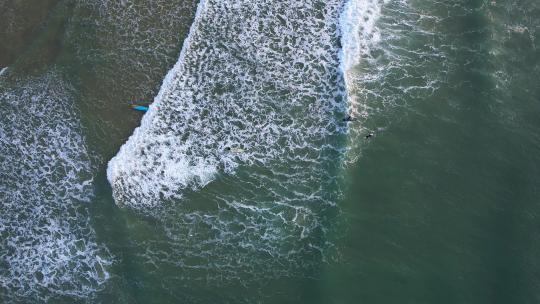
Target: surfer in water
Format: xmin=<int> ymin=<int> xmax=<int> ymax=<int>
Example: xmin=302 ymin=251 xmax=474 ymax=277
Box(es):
xmin=343 ymin=115 xmax=354 ymax=122
xmin=365 ymin=133 xmax=374 ymax=139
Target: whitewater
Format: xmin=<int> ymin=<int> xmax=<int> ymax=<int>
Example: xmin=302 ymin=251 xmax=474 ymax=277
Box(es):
xmin=0 ymin=71 xmax=111 ymax=301
xmin=108 ymin=0 xmax=387 ymax=209
xmin=105 ymin=0 xmax=388 ymax=290
xmin=0 ymin=0 xmax=391 ymax=301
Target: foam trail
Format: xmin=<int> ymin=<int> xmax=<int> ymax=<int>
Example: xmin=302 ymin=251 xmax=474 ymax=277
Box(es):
xmin=0 ymin=67 xmax=8 ymax=76
xmin=0 ymin=71 xmax=111 ymax=301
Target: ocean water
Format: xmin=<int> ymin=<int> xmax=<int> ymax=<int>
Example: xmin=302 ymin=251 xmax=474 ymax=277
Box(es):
xmin=1 ymin=0 xmax=540 ymax=303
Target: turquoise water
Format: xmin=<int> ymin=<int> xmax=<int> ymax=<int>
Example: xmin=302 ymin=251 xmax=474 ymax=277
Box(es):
xmin=1 ymin=0 xmax=540 ymax=303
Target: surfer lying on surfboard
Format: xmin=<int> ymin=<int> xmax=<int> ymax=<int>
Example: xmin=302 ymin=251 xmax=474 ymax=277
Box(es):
xmin=225 ymin=147 xmax=245 ymax=153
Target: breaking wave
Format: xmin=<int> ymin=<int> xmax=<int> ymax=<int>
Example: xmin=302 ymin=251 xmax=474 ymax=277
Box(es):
xmin=106 ymin=0 xmax=355 ymax=288
xmin=107 ymin=0 xmax=391 ymax=208
xmin=103 ymin=0 xmax=415 ymax=293
xmin=107 ymin=0 xmax=347 ymax=208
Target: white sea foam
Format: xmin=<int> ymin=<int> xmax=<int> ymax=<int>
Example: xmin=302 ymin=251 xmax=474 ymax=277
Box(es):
xmin=339 ymin=0 xmax=387 ymax=85
xmin=108 ymin=0 xmax=346 ymax=210
xmin=0 ymin=71 xmax=112 ymax=301
xmin=0 ymin=67 xmax=8 ymax=76
xmin=108 ymin=0 xmax=347 ymax=284
xmin=107 ymin=0 xmax=212 ymax=209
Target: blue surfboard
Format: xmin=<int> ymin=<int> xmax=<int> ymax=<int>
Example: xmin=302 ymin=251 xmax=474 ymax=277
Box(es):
xmin=132 ymin=105 xmax=149 ymax=112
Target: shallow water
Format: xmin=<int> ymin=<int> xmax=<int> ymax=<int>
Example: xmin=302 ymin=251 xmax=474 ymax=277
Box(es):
xmin=1 ymin=0 xmax=540 ymax=303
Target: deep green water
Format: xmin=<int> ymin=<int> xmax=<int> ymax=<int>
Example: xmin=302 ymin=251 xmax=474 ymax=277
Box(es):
xmin=325 ymin=1 xmax=540 ymax=303
xmin=1 ymin=0 xmax=540 ymax=303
